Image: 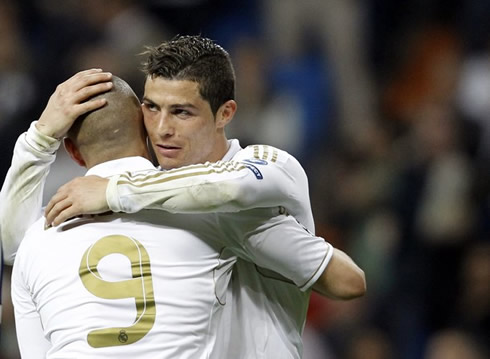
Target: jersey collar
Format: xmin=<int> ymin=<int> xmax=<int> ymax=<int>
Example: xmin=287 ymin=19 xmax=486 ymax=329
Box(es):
xmin=86 ymin=156 xmax=156 ymax=178
xmin=222 ymin=139 xmax=242 ymax=161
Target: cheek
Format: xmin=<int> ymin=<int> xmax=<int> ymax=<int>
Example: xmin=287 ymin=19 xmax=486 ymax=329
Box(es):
xmin=143 ymin=117 xmax=156 ymax=138
xmin=191 ymin=125 xmax=215 ymax=155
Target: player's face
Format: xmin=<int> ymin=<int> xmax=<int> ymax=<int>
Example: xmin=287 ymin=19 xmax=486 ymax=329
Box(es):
xmin=142 ymin=77 xmax=226 ymax=170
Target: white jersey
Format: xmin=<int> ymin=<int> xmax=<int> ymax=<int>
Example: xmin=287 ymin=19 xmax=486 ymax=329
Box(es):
xmin=2 ymin=123 xmax=331 ymax=358
xmin=11 ymin=156 xmax=331 ymax=358
xmin=11 ymin=157 xmax=236 ymax=358
xmin=104 ymin=142 xmax=323 ymax=358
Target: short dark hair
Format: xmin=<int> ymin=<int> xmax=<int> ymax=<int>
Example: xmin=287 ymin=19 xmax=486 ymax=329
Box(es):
xmin=141 ymin=35 xmax=235 ymax=114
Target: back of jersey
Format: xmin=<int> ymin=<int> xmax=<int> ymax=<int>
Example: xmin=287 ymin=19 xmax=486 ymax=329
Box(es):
xmin=12 ymin=210 xmax=235 ymax=359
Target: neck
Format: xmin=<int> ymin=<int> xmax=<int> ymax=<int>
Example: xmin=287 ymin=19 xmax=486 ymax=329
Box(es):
xmin=210 ymin=136 xmax=230 ymax=162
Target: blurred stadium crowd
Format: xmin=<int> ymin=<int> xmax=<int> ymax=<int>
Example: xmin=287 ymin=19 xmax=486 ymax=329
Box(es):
xmin=0 ymin=0 xmax=489 ymax=358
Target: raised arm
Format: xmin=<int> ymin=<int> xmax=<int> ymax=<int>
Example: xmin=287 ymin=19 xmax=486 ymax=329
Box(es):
xmin=0 ymin=69 xmax=112 ymax=264
xmin=0 ymin=124 xmax=60 ymax=264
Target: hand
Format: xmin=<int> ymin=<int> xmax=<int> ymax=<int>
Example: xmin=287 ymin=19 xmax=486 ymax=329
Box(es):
xmin=45 ymin=175 xmax=110 ymax=227
xmin=36 ymin=69 xmax=113 ymax=139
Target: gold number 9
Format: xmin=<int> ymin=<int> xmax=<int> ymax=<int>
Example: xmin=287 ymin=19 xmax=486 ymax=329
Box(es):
xmin=79 ymin=235 xmax=156 ymax=348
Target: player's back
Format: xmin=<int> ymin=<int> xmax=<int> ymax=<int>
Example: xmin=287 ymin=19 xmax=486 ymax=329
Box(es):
xmin=12 ymin=210 xmax=235 ymax=359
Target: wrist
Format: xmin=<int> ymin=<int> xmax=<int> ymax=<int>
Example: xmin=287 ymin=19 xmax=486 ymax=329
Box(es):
xmin=27 ymin=121 xmax=61 ymax=154
xmin=35 ymin=121 xmax=62 ymax=140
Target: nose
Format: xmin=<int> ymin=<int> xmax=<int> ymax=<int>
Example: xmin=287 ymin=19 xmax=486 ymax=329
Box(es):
xmin=155 ymin=111 xmax=175 ymax=138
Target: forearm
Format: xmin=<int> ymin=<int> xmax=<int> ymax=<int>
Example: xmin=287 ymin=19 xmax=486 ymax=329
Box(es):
xmin=313 ymin=248 xmax=366 ymax=300
xmin=108 ymin=163 xmax=273 ymax=214
xmin=0 ymin=122 xmax=59 ymax=264
xmin=107 ymin=146 xmax=314 ymax=230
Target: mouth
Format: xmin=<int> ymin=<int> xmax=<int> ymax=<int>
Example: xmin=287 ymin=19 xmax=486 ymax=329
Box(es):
xmin=155 ymin=144 xmax=181 ymax=158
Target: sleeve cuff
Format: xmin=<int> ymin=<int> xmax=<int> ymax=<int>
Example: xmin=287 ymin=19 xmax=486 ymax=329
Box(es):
xmin=106 ymin=174 xmax=122 ymax=212
xmin=299 ymin=242 xmax=334 ymax=292
xmin=25 ymin=121 xmax=61 ymax=154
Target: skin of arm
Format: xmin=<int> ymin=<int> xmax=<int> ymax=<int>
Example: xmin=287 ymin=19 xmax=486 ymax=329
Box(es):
xmin=313 ymin=248 xmax=366 ymax=299
xmin=0 ymin=69 xmax=112 ymax=264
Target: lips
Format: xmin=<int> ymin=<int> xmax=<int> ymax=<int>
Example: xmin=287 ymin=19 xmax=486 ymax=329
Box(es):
xmin=156 ymin=144 xmax=181 ymax=158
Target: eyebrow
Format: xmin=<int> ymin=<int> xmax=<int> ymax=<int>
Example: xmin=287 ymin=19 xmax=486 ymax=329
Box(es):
xmin=142 ymin=97 xmax=198 ymax=110
xmin=141 ymin=96 xmax=155 ymax=104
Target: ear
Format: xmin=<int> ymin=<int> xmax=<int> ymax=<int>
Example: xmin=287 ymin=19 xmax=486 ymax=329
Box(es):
xmin=216 ymin=100 xmax=237 ymax=129
xmin=63 ymin=138 xmax=87 ymax=168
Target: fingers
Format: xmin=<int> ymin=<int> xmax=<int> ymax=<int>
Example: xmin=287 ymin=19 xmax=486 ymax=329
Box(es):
xmin=45 ymin=196 xmax=81 ymax=227
xmin=60 ymin=71 xmax=113 ymax=105
xmin=51 ymin=204 xmax=79 ymax=227
xmin=37 ymin=69 xmax=113 ymax=138
xmin=69 ymin=68 xmax=112 ymax=91
xmin=44 ymin=192 xmax=70 ymax=226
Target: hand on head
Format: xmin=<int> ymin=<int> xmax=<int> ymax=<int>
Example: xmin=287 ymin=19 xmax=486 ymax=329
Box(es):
xmin=36 ymin=69 xmax=113 ymax=139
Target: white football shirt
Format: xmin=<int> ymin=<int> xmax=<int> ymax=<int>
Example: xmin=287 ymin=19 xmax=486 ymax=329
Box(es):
xmin=104 ymin=142 xmax=329 ymax=358
xmin=10 ymin=155 xmax=330 ymax=359
xmin=2 ymin=124 xmax=331 ymax=358
xmin=11 ymin=157 xmax=237 ymax=358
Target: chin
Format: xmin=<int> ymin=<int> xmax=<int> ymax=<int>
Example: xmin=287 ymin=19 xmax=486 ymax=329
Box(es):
xmin=158 ymin=158 xmax=183 ymax=170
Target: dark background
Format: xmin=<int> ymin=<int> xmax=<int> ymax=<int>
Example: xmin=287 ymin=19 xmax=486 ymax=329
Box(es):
xmin=1 ymin=1 xmax=489 ymax=358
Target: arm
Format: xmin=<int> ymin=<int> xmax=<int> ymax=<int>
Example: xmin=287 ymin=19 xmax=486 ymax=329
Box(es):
xmin=219 ymin=210 xmax=365 ymax=299
xmin=313 ymin=248 xmax=366 ymax=300
xmin=11 ymin=254 xmax=51 ymax=358
xmin=0 ymin=69 xmax=112 ymax=264
xmin=45 ymin=145 xmax=315 ymax=231
xmin=0 ymin=123 xmax=59 ymax=264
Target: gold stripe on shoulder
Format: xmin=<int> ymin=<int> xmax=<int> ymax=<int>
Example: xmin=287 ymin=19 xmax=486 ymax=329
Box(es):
xmin=262 ymin=145 xmax=269 ymax=160
xmin=271 ymin=149 xmax=278 ymax=162
xmin=253 ymin=145 xmax=260 ymax=159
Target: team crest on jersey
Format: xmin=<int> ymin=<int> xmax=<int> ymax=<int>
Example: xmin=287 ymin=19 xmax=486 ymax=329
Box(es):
xmin=244 ymin=163 xmax=263 ymax=180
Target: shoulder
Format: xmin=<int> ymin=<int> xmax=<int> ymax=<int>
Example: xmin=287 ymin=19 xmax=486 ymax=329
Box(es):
xmin=234 ymin=144 xmax=300 ymax=166
xmin=234 ymin=144 xmax=307 ymax=180
xmin=17 ymin=219 xmax=47 ymax=252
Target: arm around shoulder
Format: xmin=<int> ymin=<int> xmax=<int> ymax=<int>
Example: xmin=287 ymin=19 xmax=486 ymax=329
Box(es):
xmin=313 ymin=248 xmax=366 ymax=300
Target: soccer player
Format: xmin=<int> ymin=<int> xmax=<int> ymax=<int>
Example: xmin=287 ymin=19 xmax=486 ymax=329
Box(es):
xmin=10 ymin=75 xmax=334 ymax=358
xmin=1 ymin=36 xmax=365 ymax=358
xmin=44 ymin=36 xmax=365 ymax=357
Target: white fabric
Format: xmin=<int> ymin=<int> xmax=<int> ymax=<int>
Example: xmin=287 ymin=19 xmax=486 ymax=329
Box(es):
xmin=2 ymin=125 xmax=330 ymax=358
xmin=106 ymin=141 xmax=325 ymax=358
xmin=107 ymin=143 xmax=315 ymax=232
xmin=8 ymin=147 xmax=330 ymax=358
xmin=10 ymin=157 xmax=237 ymax=358
xmin=0 ymin=122 xmax=60 ymax=265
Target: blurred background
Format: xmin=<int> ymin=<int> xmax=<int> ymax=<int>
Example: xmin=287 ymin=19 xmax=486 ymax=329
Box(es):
xmin=0 ymin=0 xmax=489 ymax=358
